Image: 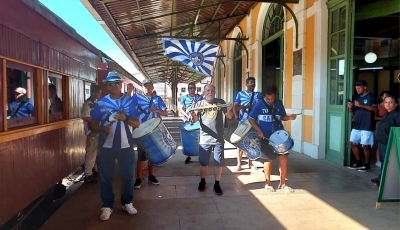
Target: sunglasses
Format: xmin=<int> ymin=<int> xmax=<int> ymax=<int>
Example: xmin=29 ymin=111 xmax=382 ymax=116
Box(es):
xmin=188 ymin=87 xmax=196 ymax=90
xmin=106 ymin=81 xmax=121 ymax=87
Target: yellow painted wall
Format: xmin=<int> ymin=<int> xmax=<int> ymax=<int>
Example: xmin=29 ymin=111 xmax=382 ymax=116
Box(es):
xmin=306 ymin=0 xmax=314 ymax=9
xmin=250 ymin=49 xmax=255 ymax=77
xmin=285 ymin=27 xmax=293 ymax=109
xmin=305 ymin=15 xmax=314 ymax=110
xmin=251 ymin=3 xmax=262 ymax=44
xmin=303 ymin=115 xmax=313 ymax=143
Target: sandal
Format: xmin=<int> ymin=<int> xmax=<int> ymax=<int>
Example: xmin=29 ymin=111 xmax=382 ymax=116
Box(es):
xmin=278 ymin=184 xmax=294 ymax=193
xmin=236 ymin=165 xmax=243 ymax=172
xmin=264 ymin=184 xmax=276 ymax=192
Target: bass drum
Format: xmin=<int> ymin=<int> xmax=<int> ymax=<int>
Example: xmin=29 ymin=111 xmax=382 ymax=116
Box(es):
xmin=180 ymin=121 xmax=200 ymax=156
xmin=132 ymin=117 xmax=177 ymax=165
xmin=230 ymin=119 xmax=261 ymax=160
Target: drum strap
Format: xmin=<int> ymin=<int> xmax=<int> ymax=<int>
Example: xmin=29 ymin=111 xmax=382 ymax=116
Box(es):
xmin=261 ymin=99 xmax=279 ymax=122
xmin=136 ymin=95 xmax=154 ymax=114
xmin=245 ymin=92 xmax=255 ymax=114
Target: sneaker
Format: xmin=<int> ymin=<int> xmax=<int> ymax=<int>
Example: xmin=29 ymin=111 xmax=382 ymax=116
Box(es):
xmin=348 ymin=163 xmax=363 ymax=169
xmin=122 ymin=203 xmax=138 ymax=215
xmin=371 ymin=177 xmax=380 ymax=183
xmin=375 ymin=162 xmax=381 ymax=168
xmin=198 ymin=181 xmax=206 ymax=192
xmin=148 ymin=175 xmax=160 ymax=185
xmin=250 ymin=165 xmax=258 ymax=171
xmin=84 ymin=175 xmax=97 ymax=184
xmin=99 ymin=207 xmax=112 ymax=221
xmin=213 ymin=184 xmax=223 ymax=195
xmin=358 ymin=166 xmax=371 ymax=172
xmin=134 ymin=178 xmax=142 ymax=189
xmin=185 ymin=156 xmax=191 ymax=164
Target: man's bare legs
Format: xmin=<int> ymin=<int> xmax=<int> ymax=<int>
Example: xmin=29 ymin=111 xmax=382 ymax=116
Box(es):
xmin=237 ymin=149 xmax=253 ymax=171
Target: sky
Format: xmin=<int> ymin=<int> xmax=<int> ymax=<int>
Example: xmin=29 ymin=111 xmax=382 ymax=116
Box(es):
xmin=38 ymin=0 xmax=145 ymax=81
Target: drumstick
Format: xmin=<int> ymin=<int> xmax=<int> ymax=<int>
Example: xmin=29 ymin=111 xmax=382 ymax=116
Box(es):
xmin=262 ymin=136 xmax=276 ymax=145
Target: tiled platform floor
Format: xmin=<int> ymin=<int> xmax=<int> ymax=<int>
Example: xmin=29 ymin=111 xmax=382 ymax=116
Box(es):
xmin=40 ymin=142 xmax=400 ymax=230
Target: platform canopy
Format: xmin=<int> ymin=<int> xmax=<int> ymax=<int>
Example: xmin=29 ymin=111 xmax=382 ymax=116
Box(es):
xmin=82 ymin=0 xmax=299 ymax=84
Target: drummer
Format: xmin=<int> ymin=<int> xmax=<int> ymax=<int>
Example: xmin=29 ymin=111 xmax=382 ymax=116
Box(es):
xmin=189 ymin=84 xmax=233 ymax=195
xmin=133 ymin=79 xmax=168 ymax=189
xmin=233 ymin=77 xmax=262 ymax=171
xmin=179 ymin=82 xmax=203 ymax=163
xmin=248 ymin=84 xmax=297 ymax=192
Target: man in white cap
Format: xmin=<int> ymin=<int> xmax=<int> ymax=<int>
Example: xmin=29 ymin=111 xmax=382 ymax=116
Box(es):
xmin=8 ymin=87 xmax=34 ymax=118
xmin=89 ymin=71 xmax=141 ymax=221
xmin=133 ymin=79 xmax=168 ymax=189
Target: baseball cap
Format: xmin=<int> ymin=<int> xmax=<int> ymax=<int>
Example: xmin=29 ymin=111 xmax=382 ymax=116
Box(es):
xmin=102 ymin=71 xmax=123 ymax=83
xmin=142 ymin=79 xmax=153 ymax=85
xmin=354 ymin=80 xmax=367 ymax=86
xmin=15 ymin=87 xmax=27 ymax=95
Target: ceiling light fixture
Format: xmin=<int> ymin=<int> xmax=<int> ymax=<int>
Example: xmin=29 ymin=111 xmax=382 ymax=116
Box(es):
xmin=365 ymin=52 xmax=377 ymax=63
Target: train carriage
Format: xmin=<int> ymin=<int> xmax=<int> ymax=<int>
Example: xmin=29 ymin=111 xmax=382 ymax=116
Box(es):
xmin=0 ymin=0 xmax=140 ymax=226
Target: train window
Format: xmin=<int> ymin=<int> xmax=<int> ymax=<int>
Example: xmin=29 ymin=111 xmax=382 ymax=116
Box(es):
xmin=197 ymin=87 xmax=202 ymax=93
xmin=181 ymin=87 xmax=186 ymax=93
xmin=6 ymin=66 xmax=37 ymax=129
xmin=85 ymin=83 xmax=91 ymax=100
xmin=48 ymin=73 xmax=64 ymax=121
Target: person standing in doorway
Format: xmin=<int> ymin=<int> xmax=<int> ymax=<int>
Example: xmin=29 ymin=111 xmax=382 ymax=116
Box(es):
xmin=90 ymin=71 xmax=141 ymax=221
xmin=134 ymin=79 xmax=168 ymax=189
xmin=371 ymin=94 xmax=400 ymax=186
xmin=179 ymin=82 xmax=203 ymax=163
xmin=81 ymin=84 xmax=102 ymax=184
xmin=189 ymin=84 xmax=233 ymax=195
xmin=374 ymin=91 xmax=389 ymax=168
xmin=233 ymin=77 xmax=262 ymax=171
xmin=347 ymin=80 xmax=378 ymax=172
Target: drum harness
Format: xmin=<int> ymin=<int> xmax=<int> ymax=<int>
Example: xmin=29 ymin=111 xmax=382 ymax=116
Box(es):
xmin=136 ymin=95 xmax=154 ymax=114
xmin=260 ymin=99 xmax=283 ymax=144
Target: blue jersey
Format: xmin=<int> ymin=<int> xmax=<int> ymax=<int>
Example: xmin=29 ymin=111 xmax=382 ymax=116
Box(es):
xmin=91 ymin=94 xmax=139 ymax=149
xmin=180 ymin=94 xmax=203 ymax=112
xmin=248 ymin=99 xmax=287 ymax=138
xmin=234 ymin=91 xmax=262 ymax=124
xmin=8 ymin=101 xmax=34 ymax=118
xmin=134 ymin=94 xmax=167 ymax=122
xmin=351 ymin=92 xmax=377 ymax=131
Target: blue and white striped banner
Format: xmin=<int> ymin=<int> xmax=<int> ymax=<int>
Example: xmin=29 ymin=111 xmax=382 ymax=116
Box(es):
xmin=163 ymin=38 xmax=219 ymax=77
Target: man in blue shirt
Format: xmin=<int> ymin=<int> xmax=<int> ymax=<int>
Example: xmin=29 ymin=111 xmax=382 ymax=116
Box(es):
xmin=90 ymin=71 xmax=141 ymax=221
xmin=190 ymin=84 xmax=233 ymax=195
xmin=133 ymin=79 xmax=168 ymax=189
xmin=81 ymin=84 xmax=102 ymax=184
xmin=233 ymin=77 xmax=262 ymax=171
xmin=248 ymin=84 xmax=297 ymax=192
xmin=179 ymin=82 xmax=203 ymax=163
xmin=8 ymin=87 xmax=34 ymax=118
xmin=347 ymin=80 xmax=377 ymax=172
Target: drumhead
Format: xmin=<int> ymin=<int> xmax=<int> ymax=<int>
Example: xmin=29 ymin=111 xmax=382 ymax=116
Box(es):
xmin=230 ymin=119 xmax=253 ymax=143
xmin=132 ymin=117 xmax=161 ymax=138
xmin=180 ymin=121 xmax=200 ymax=131
xmin=269 ymin=130 xmax=289 ymax=145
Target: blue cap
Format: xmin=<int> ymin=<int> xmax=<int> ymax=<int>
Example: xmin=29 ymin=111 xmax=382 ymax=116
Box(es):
xmin=102 ymin=71 xmax=123 ymax=84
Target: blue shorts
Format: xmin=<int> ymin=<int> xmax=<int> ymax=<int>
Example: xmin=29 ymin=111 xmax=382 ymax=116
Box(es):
xmin=199 ymin=144 xmax=225 ymax=167
xmin=349 ymin=129 xmax=374 ymax=147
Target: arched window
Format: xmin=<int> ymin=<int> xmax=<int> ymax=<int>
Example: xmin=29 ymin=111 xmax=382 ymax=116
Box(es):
xmin=233 ymin=33 xmax=242 ymax=99
xmin=262 ymin=4 xmax=284 ymax=41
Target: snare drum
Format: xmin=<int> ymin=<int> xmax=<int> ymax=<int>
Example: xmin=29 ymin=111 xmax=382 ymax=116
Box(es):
xmin=179 ymin=121 xmax=200 ymax=156
xmin=230 ymin=119 xmax=261 ymax=160
xmin=269 ymin=130 xmax=294 ymax=154
xmin=132 ymin=117 xmax=177 ymax=165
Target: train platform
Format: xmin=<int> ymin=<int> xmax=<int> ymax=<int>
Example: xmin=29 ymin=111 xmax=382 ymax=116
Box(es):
xmin=39 ymin=143 xmax=399 ymax=230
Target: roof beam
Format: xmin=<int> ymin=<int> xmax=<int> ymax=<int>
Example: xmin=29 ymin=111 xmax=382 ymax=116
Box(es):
xmin=138 ymin=36 xmax=248 ymax=41
xmin=225 ymin=0 xmax=299 ymax=3
xmin=118 ymin=0 xmax=233 ymax=27
xmin=126 ymin=13 xmax=248 ymax=41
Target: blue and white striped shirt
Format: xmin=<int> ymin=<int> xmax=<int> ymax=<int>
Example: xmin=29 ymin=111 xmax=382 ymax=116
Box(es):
xmin=91 ymin=94 xmax=139 ymax=149
xmin=8 ymin=101 xmax=34 ymax=118
xmin=134 ymin=94 xmax=167 ymax=123
xmin=234 ymin=91 xmax=262 ymax=124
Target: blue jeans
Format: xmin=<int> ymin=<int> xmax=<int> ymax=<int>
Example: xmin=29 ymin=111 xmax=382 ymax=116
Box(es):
xmin=199 ymin=144 xmax=225 ymax=167
xmin=377 ymin=143 xmax=387 ymax=179
xmin=97 ymin=147 xmax=136 ymax=208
